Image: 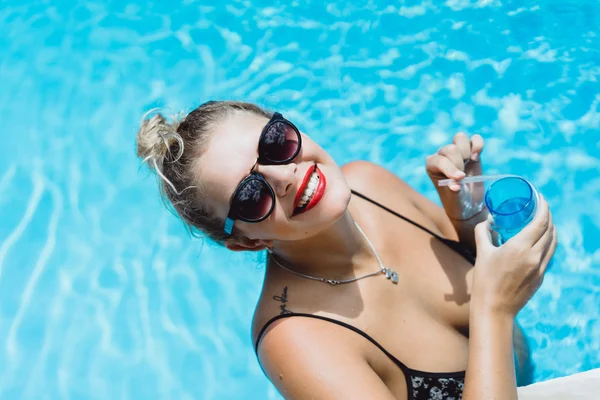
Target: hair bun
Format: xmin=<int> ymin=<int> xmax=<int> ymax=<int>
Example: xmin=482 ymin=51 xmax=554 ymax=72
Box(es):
xmin=136 ymin=111 xmax=184 ymax=169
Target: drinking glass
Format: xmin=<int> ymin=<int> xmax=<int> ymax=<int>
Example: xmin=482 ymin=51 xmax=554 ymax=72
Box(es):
xmin=484 ymin=177 xmax=539 ymax=244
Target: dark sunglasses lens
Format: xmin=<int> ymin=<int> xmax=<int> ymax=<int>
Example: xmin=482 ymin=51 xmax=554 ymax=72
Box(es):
xmin=262 ymin=121 xmax=299 ymax=162
xmin=234 ymin=179 xmax=274 ymax=221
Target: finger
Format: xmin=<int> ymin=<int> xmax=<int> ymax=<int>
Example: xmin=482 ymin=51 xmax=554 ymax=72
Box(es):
xmin=437 ymin=144 xmax=466 ymax=172
xmin=518 ymin=195 xmax=550 ymax=248
xmin=470 ymin=134 xmax=484 ymax=161
xmin=474 ymin=219 xmax=493 ymax=251
xmin=539 ymin=225 xmax=558 ymax=276
xmin=531 ymin=210 xmax=554 ymax=256
xmin=530 ymin=223 xmax=554 ymax=271
xmin=452 ymin=132 xmax=472 ymax=160
xmin=426 ymin=154 xmax=466 ymax=180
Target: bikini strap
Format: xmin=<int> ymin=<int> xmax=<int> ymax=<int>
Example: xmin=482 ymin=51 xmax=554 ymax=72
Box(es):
xmin=254 ymin=312 xmax=467 ymax=380
xmin=350 ymin=189 xmax=475 ymax=265
xmin=350 ymin=189 xmax=442 ymax=239
xmin=254 ymin=312 xmax=412 ymax=373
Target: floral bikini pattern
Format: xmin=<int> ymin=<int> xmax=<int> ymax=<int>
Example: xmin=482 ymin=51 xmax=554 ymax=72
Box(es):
xmin=411 ymin=375 xmax=465 ymax=400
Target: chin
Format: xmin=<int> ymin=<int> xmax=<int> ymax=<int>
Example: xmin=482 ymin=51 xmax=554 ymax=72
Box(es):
xmin=326 ymin=182 xmax=352 ymax=221
xmin=313 ymin=163 xmax=352 ymax=222
xmin=308 ymin=178 xmax=351 ymax=232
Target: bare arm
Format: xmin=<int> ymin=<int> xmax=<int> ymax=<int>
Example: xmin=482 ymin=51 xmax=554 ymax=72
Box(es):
xmin=463 ymin=197 xmax=557 ymax=399
xmin=257 ymin=317 xmax=398 ymax=400
xmin=463 ymin=305 xmax=517 ymax=399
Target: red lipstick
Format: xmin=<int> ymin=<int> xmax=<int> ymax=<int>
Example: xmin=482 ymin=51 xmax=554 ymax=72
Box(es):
xmin=294 ymin=164 xmax=317 ymax=209
xmin=293 ymin=164 xmax=326 ymax=216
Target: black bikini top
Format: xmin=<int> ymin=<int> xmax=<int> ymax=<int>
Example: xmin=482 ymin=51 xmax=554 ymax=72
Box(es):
xmin=255 ymin=189 xmax=474 ymax=399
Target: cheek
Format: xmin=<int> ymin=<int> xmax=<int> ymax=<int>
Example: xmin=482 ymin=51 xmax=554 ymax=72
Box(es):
xmin=307 ymin=139 xmax=329 ymax=158
xmin=242 ymin=207 xmax=289 ymax=238
xmin=327 ymin=183 xmax=352 ymax=218
xmin=320 ymin=166 xmax=352 ymax=216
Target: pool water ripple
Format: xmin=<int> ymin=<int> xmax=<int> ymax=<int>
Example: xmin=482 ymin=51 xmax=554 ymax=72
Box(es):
xmin=1 ymin=1 xmax=599 ymax=399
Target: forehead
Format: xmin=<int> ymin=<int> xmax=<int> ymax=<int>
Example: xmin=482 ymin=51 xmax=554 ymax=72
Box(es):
xmin=198 ymin=112 xmax=269 ymax=207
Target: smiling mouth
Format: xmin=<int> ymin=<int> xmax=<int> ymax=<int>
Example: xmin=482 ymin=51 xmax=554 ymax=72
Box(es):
xmin=293 ymin=164 xmax=326 ymax=216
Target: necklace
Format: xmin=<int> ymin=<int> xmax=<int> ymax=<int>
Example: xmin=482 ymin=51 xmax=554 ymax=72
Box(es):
xmin=269 ymin=221 xmax=399 ymax=285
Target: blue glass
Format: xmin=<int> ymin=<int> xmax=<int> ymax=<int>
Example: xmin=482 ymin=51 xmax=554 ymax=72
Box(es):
xmin=485 ymin=177 xmax=538 ymax=243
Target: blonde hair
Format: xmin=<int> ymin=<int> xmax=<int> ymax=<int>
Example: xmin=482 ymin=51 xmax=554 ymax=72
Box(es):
xmin=136 ymin=101 xmax=271 ymax=243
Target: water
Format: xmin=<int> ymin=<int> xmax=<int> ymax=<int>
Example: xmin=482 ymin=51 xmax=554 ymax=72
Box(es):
xmin=497 ymin=197 xmax=531 ymax=216
xmin=1 ymin=1 xmax=599 ymax=399
xmin=494 ymin=197 xmax=534 ymax=240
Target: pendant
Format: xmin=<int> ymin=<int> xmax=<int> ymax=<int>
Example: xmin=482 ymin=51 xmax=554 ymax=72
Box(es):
xmin=383 ymin=267 xmax=399 ymax=284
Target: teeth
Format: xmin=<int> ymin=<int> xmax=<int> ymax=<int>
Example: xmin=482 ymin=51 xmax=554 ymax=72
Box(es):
xmin=296 ymin=171 xmax=320 ymax=208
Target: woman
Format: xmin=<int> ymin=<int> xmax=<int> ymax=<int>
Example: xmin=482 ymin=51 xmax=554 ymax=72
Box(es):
xmin=136 ymin=101 xmax=557 ymax=399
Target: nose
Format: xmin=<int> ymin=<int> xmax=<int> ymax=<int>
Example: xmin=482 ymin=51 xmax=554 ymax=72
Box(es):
xmin=257 ymin=163 xmax=298 ymax=198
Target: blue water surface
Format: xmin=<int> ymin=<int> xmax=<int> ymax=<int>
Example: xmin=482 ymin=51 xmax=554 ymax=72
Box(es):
xmin=1 ymin=0 xmax=599 ymax=399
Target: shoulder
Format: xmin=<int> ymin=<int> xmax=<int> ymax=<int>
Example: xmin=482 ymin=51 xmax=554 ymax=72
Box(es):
xmin=341 ymin=160 xmax=420 ymax=209
xmin=256 ymin=315 xmax=358 ymax=367
xmin=341 ymin=160 xmax=457 ymax=240
xmin=341 ymin=160 xmax=404 ymax=186
xmin=254 ymin=314 xmax=396 ymax=399
xmin=251 ymin=279 xmax=365 ymax=368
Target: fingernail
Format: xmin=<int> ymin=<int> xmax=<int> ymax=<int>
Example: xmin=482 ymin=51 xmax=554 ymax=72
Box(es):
xmin=471 ymin=152 xmax=479 ymax=161
xmin=455 ymin=170 xmax=466 ymax=178
xmin=450 ymin=184 xmax=461 ymax=191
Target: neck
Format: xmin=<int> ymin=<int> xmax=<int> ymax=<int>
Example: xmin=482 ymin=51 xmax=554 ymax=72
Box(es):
xmin=269 ymin=208 xmax=376 ymax=279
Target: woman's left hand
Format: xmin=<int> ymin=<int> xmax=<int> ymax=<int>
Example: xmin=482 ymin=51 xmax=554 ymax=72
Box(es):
xmin=426 ymin=132 xmax=485 ymax=191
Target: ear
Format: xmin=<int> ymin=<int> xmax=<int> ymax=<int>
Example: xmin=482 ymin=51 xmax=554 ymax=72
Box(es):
xmin=225 ymin=237 xmax=273 ymax=252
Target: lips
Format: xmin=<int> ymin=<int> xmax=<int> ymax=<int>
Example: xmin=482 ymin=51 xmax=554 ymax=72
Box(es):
xmin=293 ymin=164 xmax=326 ymax=216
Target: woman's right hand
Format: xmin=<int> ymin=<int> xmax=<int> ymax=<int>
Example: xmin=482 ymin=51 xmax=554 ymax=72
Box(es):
xmin=471 ymin=195 xmax=558 ymax=317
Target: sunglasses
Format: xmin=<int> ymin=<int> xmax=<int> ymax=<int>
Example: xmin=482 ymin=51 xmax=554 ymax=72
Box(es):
xmin=224 ymin=112 xmax=302 ymax=235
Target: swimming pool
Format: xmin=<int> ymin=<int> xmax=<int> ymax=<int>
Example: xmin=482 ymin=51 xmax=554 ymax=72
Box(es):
xmin=1 ymin=0 xmax=598 ymax=398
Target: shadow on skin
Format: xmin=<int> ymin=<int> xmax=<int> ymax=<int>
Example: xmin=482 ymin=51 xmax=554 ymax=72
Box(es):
xmin=429 ymin=237 xmax=473 ymax=306
xmin=428 ymin=237 xmax=534 ymax=386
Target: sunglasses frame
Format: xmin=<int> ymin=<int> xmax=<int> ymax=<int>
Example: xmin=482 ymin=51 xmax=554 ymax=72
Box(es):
xmin=224 ymin=112 xmax=302 ymax=235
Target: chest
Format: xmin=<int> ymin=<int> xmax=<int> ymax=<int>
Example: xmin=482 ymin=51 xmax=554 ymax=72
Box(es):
xmin=344 ymin=219 xmax=473 ymax=375
xmin=357 ymin=199 xmax=475 ymax=338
